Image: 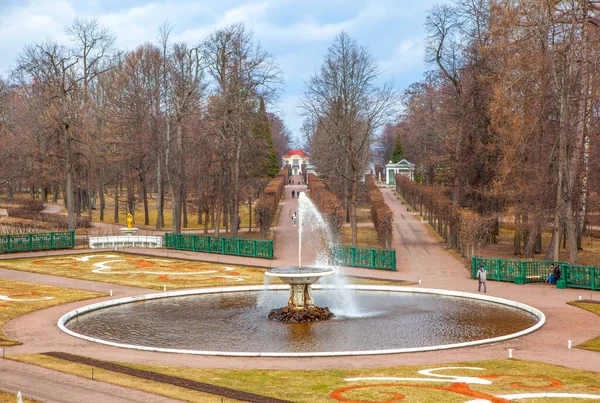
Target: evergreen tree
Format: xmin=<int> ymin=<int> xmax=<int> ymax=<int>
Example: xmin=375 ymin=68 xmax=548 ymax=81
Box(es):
xmin=254 ymin=98 xmax=280 ymax=178
xmin=391 ymin=133 xmax=404 ymax=163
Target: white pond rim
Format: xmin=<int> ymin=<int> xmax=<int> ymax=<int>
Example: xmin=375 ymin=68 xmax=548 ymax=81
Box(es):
xmin=57 ymin=285 xmax=546 ymax=357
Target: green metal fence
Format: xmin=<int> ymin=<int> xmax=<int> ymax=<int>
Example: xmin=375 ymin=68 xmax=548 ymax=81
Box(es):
xmin=164 ymin=233 xmax=273 ymax=259
xmin=0 ymin=231 xmax=75 ymax=254
xmin=331 ymin=246 xmax=396 ymax=271
xmin=471 ymin=256 xmax=599 ymax=291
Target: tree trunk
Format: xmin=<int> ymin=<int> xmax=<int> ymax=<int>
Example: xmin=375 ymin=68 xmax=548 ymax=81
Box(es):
xmin=99 ymin=169 xmax=105 ymax=222
xmin=182 ymin=185 xmax=188 ymax=229
xmin=230 ymin=137 xmax=242 ymax=237
xmin=350 ymin=169 xmax=359 ymax=246
xmin=156 ymin=158 xmax=164 ymax=229
xmin=141 ymin=171 xmax=149 ymax=225
xmin=114 ymin=175 xmax=120 ymax=224
xmin=248 ymin=195 xmax=252 ymax=232
xmin=87 ymin=173 xmax=93 ymax=221
xmin=204 ymin=209 xmax=209 ymax=235
xmin=66 ymin=167 xmax=75 ymax=230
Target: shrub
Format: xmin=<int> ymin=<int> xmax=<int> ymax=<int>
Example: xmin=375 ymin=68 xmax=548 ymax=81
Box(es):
xmin=307 ymin=174 xmax=344 ymax=235
xmin=365 ymin=174 xmax=393 ymax=248
xmin=254 ymin=168 xmax=289 ymax=238
xmin=395 ymin=175 xmax=493 ymax=260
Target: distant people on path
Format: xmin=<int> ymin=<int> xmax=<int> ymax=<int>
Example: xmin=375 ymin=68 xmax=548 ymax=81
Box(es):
xmin=292 ymin=190 xmax=296 ymax=198
xmin=292 ymin=212 xmax=297 ymax=226
xmin=289 ymin=179 xmax=291 ymax=185
xmin=237 ymin=216 xmax=241 ymax=231
xmin=477 ymin=265 xmax=487 ymax=293
xmin=548 ymin=264 xmax=561 ymax=285
xmin=292 ymin=179 xmax=295 ymax=184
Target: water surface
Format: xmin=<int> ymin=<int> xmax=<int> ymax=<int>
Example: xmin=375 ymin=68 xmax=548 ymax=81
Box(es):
xmin=66 ymin=290 xmax=537 ymax=353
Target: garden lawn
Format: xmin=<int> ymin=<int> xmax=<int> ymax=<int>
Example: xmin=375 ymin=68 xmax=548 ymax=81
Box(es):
xmin=0 ymin=253 xmax=268 ymax=290
xmin=0 ymin=279 xmax=102 ymax=346
xmin=568 ymin=301 xmax=600 ymax=352
xmin=11 ymin=355 xmax=600 ymax=403
xmin=339 ymin=225 xmax=381 ymax=249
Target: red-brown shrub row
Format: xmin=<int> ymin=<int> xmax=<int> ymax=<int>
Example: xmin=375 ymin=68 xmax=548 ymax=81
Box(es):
xmin=255 ymin=168 xmax=289 ymax=238
xmin=365 ymin=175 xmax=393 ymax=249
xmin=395 ymin=175 xmax=493 ymax=260
xmin=307 ymin=174 xmax=344 ymax=234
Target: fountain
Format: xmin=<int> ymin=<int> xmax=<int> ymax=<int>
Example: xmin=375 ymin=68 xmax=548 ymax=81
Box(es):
xmin=265 ymin=266 xmax=334 ymax=322
xmin=59 ymin=188 xmax=545 ymax=356
xmin=264 ymin=193 xmax=336 ymax=322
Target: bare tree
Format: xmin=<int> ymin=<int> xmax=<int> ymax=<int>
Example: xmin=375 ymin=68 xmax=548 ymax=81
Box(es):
xmin=202 ymin=23 xmax=281 ymax=237
xmin=300 ymin=32 xmax=397 ymax=246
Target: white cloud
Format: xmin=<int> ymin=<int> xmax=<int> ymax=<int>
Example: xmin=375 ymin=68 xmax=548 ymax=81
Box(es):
xmin=378 ymin=36 xmax=425 ymax=75
xmin=0 ymin=0 xmax=76 ymax=73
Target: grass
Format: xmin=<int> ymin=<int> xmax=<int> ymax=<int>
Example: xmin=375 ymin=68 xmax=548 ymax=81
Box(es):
xmin=10 ymin=355 xmax=600 ymax=402
xmin=339 ymin=225 xmax=381 ymax=248
xmin=0 ymin=279 xmax=102 ymax=346
xmin=355 ymin=209 xmax=371 ymax=224
xmin=0 ymin=391 xmax=41 ymax=403
xmin=0 ymin=253 xmax=269 ymax=290
xmin=567 ymin=301 xmax=600 ymax=352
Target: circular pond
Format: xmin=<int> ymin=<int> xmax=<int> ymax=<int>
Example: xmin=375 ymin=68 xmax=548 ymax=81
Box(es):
xmin=60 ymin=286 xmax=543 ymax=356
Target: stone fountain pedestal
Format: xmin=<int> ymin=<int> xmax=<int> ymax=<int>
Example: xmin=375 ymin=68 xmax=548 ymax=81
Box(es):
xmin=119 ymin=227 xmax=138 ymax=235
xmin=265 ymin=266 xmax=335 ymax=322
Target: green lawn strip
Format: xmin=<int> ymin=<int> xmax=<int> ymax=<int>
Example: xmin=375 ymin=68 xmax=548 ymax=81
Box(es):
xmin=567 ymin=301 xmax=600 ymax=352
xmin=0 ymin=279 xmax=102 ymax=346
xmin=9 ymin=354 xmax=600 ymax=403
xmin=0 ymin=253 xmax=269 ymax=290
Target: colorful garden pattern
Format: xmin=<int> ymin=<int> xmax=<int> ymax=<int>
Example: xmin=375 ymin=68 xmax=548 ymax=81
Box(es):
xmin=329 ymin=366 xmax=600 ymax=402
xmin=0 ymin=254 xmax=266 ymax=289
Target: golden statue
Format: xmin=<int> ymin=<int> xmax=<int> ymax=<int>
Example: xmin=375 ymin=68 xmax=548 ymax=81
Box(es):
xmin=127 ymin=213 xmax=133 ymax=229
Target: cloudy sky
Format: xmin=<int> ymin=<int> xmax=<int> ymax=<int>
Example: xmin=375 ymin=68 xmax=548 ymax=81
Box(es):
xmin=0 ymin=0 xmax=446 ymax=144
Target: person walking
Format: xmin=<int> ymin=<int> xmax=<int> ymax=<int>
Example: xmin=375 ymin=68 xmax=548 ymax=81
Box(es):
xmin=292 ymin=190 xmax=295 ymax=198
xmin=477 ymin=265 xmax=487 ymax=293
xmin=292 ymin=212 xmax=297 ymax=227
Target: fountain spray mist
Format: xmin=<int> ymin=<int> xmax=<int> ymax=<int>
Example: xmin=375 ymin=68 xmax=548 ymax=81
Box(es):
xmin=296 ymin=192 xmax=360 ymax=317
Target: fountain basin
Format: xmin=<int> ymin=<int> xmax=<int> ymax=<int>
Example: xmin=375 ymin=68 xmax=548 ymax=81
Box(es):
xmin=58 ymin=285 xmax=544 ymax=357
xmin=264 ymin=266 xmax=334 ymax=285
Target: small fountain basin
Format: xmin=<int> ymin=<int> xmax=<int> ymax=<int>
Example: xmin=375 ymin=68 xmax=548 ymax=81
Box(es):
xmin=265 ymin=266 xmax=334 ymax=285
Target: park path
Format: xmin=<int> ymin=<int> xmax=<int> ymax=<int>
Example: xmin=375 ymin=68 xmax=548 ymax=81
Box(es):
xmin=0 ymin=359 xmax=184 ymax=403
xmin=1 ymin=182 xmax=600 ymax=402
xmin=272 ymin=175 xmax=316 ymax=266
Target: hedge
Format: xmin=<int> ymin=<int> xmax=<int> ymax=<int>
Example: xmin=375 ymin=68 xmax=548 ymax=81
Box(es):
xmin=255 ymin=168 xmax=289 ymax=237
xmin=365 ymin=174 xmax=393 ymax=248
xmin=307 ymin=173 xmax=344 ymax=235
xmin=395 ymin=175 xmax=493 ymax=260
